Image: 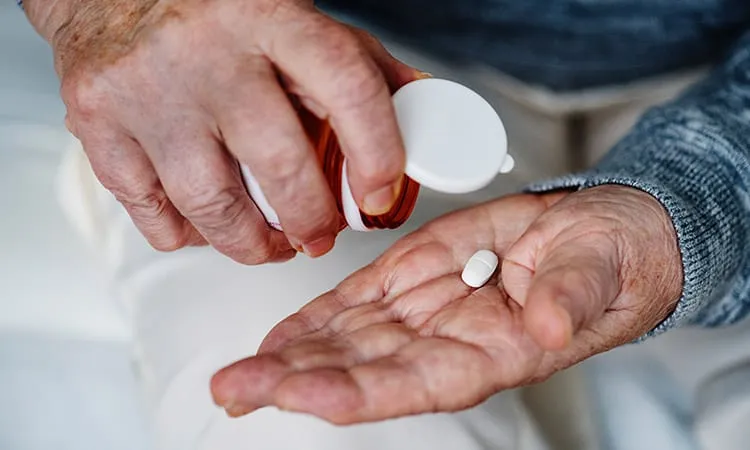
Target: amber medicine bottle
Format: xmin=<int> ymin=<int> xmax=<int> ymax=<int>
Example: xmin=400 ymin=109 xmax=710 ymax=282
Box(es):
xmin=241 ymin=78 xmax=514 ymax=232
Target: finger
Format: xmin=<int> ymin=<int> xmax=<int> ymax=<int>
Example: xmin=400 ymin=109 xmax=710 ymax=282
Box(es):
xmin=79 ymin=128 xmax=204 ymax=250
xmin=278 ymin=28 xmax=421 ymax=117
xmin=259 ymin=264 xmax=389 ymax=353
xmin=264 ymin=13 xmax=406 ymax=215
xmin=389 ymin=274 xmax=471 ymax=329
xmin=289 ymin=323 xmax=417 ymax=372
xmin=210 ymin=353 xmax=289 ymax=417
xmin=263 ymin=302 xmax=390 ymax=356
xmin=260 ymin=210 xmax=501 ymax=353
xmin=500 ymin=258 xmax=534 ymax=308
xmin=209 ymin=58 xmax=340 ymax=257
xmin=260 ymin=266 xmax=465 ymax=356
xmin=213 ymin=321 xmax=416 ymax=416
xmin=259 ymin=240 xmax=461 ymax=354
xmin=347 ymin=26 xmax=425 ymax=92
xmin=505 ymin=231 xmax=621 ymax=351
xmin=212 ymin=340 xmax=354 ymax=417
xmin=499 ymin=193 xmax=574 ymax=305
xmin=140 ymin=124 xmax=295 ymax=265
xmin=273 ymin=338 xmax=495 ymax=424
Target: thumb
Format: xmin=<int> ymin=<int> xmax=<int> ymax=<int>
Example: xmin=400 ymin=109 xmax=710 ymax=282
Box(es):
xmin=503 ymin=233 xmax=621 ymax=351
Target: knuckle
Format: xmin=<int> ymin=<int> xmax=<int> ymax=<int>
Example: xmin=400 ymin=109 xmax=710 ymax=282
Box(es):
xmin=148 ymin=232 xmax=188 ymax=253
xmin=310 ymin=22 xmax=384 ymax=107
xmin=110 ymin=188 xmax=188 ymax=252
xmin=333 ymin=61 xmax=383 ymax=110
xmin=256 ymin=151 xmax=308 ymax=185
xmin=292 ymin=207 xmax=338 ymax=240
xmin=267 ymin=180 xmax=338 ymax=238
xmin=354 ymin=156 xmax=402 ymax=187
xmin=178 ymin=186 xmax=280 ymax=265
xmin=112 ymin=187 xmax=170 ymax=217
xmin=218 ymin=228 xmax=278 ymax=265
xmin=318 ymin=21 xmax=361 ymax=58
xmin=180 ymin=185 xmax=247 ymax=230
xmin=253 ymin=0 xmax=297 ymax=21
xmin=63 ymin=76 xmax=108 ymax=117
xmin=240 ymin=242 xmax=276 ymax=265
xmin=352 ymin=27 xmax=376 ymax=44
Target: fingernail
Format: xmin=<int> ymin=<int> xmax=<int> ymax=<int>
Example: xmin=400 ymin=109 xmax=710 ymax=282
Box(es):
xmin=187 ymin=232 xmax=208 ymax=247
xmin=300 ymin=95 xmax=328 ymax=119
xmin=271 ymin=249 xmax=298 ymax=263
xmin=225 ymin=403 xmax=254 ymax=418
xmin=363 ymin=179 xmax=402 ymax=216
xmin=416 ymin=71 xmax=433 ymax=79
xmin=301 ymin=234 xmax=336 ymax=258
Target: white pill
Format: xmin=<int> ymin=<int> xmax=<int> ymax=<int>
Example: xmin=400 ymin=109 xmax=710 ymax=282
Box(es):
xmin=461 ymin=250 xmax=499 ymax=288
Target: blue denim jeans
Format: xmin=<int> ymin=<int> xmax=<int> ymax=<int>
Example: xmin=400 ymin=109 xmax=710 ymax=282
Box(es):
xmin=318 ymin=0 xmax=750 ymax=91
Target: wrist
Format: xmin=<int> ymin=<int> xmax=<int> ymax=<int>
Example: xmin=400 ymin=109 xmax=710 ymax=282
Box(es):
xmin=25 ymin=0 xmax=161 ymax=76
xmin=23 ymin=0 xmax=74 ymax=43
xmin=536 ymin=189 xmax=574 ymax=209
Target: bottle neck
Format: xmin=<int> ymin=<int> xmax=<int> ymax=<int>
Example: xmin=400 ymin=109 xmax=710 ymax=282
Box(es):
xmin=360 ymin=177 xmax=419 ymax=230
xmin=299 ymin=108 xmax=420 ymax=231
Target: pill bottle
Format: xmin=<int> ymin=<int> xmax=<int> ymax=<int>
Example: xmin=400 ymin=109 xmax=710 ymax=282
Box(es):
xmin=241 ymin=78 xmax=514 ymax=232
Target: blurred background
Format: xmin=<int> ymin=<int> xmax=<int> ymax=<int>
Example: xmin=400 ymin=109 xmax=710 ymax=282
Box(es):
xmin=0 ymin=4 xmax=153 ymax=449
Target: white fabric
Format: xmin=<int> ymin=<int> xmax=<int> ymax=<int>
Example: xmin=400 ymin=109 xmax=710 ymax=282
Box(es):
xmin=58 ymin=132 xmax=550 ymax=450
xmin=0 ymin=333 xmax=153 ymax=450
xmin=0 ymin=5 xmax=151 ymax=450
xmin=0 ymin=7 xmax=129 ymax=342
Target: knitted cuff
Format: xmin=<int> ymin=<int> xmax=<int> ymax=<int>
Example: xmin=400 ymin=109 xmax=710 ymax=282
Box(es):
xmin=525 ymin=107 xmax=748 ymax=339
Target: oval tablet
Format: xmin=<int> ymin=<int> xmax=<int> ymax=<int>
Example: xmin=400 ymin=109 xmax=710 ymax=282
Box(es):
xmin=461 ymin=250 xmax=499 ymax=288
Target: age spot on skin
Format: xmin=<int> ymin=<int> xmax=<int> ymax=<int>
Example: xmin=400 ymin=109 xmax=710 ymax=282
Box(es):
xmin=53 ymin=0 xmax=161 ymax=75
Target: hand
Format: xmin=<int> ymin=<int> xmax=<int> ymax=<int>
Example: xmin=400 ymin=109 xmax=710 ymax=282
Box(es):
xmin=27 ymin=0 xmax=419 ymax=263
xmin=210 ymin=185 xmax=682 ymax=423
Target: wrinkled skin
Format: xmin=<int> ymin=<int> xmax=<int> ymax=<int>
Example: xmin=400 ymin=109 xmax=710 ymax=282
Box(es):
xmin=26 ymin=0 xmax=420 ymax=263
xmin=211 ymin=185 xmax=683 ymax=424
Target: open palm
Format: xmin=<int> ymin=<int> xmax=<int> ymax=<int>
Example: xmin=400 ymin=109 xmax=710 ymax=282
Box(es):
xmin=211 ymin=195 xmax=552 ymax=423
xmin=211 ymin=187 xmax=682 ymax=424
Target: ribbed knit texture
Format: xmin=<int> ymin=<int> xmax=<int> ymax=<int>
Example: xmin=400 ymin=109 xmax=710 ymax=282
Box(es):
xmin=528 ymin=31 xmax=750 ymax=337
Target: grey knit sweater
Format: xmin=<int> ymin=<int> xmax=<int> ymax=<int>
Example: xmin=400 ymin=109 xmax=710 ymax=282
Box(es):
xmin=529 ymin=32 xmax=750 ymax=336
xmin=526 ymin=46 xmax=745 ymax=337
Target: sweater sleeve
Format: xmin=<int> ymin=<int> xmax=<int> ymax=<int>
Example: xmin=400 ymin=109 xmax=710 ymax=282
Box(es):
xmin=527 ymin=30 xmax=750 ymax=337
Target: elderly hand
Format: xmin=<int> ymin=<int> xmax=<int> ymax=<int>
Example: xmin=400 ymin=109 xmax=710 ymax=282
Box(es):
xmin=210 ymin=185 xmax=682 ymax=423
xmin=26 ymin=0 xmax=418 ymax=263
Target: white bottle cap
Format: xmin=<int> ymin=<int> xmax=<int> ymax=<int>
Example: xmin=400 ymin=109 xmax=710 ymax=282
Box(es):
xmin=241 ymin=78 xmax=512 ymax=232
xmin=394 ymin=78 xmax=511 ymax=194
